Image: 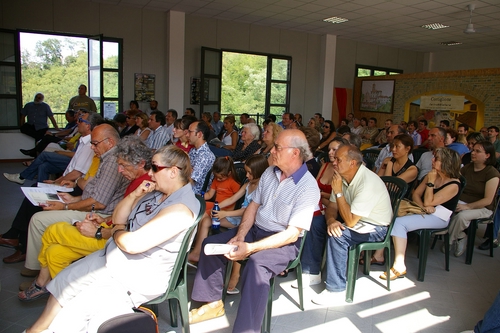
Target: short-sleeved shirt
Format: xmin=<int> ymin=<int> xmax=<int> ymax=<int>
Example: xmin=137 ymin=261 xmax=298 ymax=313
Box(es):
xmin=409 ymin=130 xmax=422 ymax=146
xmin=209 ymin=177 xmax=240 ymax=210
xmin=460 ymin=164 xmax=500 ymax=210
xmin=253 ymin=164 xmax=320 ymax=233
xmin=82 ymin=146 xmax=130 ymax=215
xmin=63 ymin=134 xmax=94 ymax=176
xmin=418 ymin=128 xmax=429 ymax=145
xmin=448 ymin=142 xmax=469 ymax=156
xmin=361 ymin=127 xmax=379 ymax=144
xmin=416 ymin=151 xmax=433 ymax=180
xmin=21 ymin=102 xmax=54 ymax=130
xmin=330 ymin=164 xmax=392 ymax=227
xmin=68 ymin=95 xmax=97 ymax=112
xmin=189 ymin=142 xmax=216 ymax=195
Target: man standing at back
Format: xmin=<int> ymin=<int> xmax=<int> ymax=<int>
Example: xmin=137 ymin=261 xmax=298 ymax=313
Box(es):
xmin=189 ymin=130 xmax=319 ymax=332
xmin=188 ymin=121 xmax=216 ymax=195
xmin=68 ymin=85 xmax=97 ymax=112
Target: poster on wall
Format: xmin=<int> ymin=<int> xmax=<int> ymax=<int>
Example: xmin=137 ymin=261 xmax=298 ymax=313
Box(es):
xmin=360 ymin=80 xmax=395 ymax=113
xmin=134 ymin=73 xmax=155 ymax=102
xmin=190 ymin=77 xmax=200 ymax=105
xmin=420 ymin=95 xmax=464 ymax=110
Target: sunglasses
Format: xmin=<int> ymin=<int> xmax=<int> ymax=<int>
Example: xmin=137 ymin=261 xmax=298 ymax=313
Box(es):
xmin=151 ymin=164 xmax=183 ymax=173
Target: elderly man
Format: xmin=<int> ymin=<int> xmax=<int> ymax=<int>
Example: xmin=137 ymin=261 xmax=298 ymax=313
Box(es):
xmin=68 ymin=84 xmax=97 ymax=112
xmin=23 ymin=124 xmax=130 ymax=274
xmin=20 ymin=92 xmax=59 ymax=142
xmin=4 ymin=112 xmax=99 ymax=185
xmin=300 ymin=144 xmax=392 ymax=306
xmin=211 ymin=111 xmax=223 ymax=136
xmin=188 ymin=121 xmax=216 ymax=195
xmin=189 ymin=129 xmax=320 ymax=332
xmin=17 ymin=136 xmax=152 ymax=300
xmin=416 ymin=127 xmax=446 ymax=180
xmin=0 ymin=113 xmax=101 ymax=265
xmin=351 ymin=117 xmax=363 ymax=135
xmin=146 ymin=110 xmax=168 ymax=150
xmin=164 ymin=109 xmax=177 ymax=143
xmin=280 ymin=112 xmax=294 ymax=129
xmin=374 ymin=125 xmax=409 ymax=172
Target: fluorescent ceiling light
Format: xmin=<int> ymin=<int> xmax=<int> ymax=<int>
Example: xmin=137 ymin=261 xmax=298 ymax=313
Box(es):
xmin=440 ymin=41 xmax=462 ymax=46
xmin=421 ymin=23 xmax=449 ymax=30
xmin=323 ymin=16 xmax=348 ymax=24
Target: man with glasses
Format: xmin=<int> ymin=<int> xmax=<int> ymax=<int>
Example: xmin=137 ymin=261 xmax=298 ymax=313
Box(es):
xmin=301 ymin=144 xmax=392 ymax=306
xmin=187 ymin=121 xmax=215 ymax=195
xmin=21 ymin=124 xmax=129 ymax=276
xmin=68 ymin=84 xmax=97 ymax=112
xmin=4 ymin=112 xmax=99 ymax=185
xmin=0 ymin=113 xmax=103 ymax=264
xmin=189 ymin=130 xmax=319 ymax=332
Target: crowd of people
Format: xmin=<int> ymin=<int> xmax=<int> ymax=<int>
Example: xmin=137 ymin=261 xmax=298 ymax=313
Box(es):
xmin=1 ymin=98 xmax=499 ymax=333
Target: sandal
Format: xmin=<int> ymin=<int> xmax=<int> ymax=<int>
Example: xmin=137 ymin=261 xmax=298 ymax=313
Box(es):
xmin=18 ymin=280 xmax=49 ymax=302
xmin=379 ymin=267 xmax=406 ymax=281
xmin=277 ymin=269 xmax=288 ymax=278
xmin=22 ymin=161 xmax=33 ymax=167
xmin=189 ymin=302 xmax=225 ymax=324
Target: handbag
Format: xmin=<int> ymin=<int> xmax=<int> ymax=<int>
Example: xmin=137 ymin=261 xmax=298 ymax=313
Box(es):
xmin=397 ymin=198 xmax=427 ymax=217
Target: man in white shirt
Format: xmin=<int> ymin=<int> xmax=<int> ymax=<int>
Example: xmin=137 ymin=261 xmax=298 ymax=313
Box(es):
xmin=164 ymin=109 xmax=177 ymax=143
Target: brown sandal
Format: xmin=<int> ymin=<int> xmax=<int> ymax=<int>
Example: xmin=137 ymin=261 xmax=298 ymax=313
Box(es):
xmin=379 ymin=267 xmax=406 ymax=281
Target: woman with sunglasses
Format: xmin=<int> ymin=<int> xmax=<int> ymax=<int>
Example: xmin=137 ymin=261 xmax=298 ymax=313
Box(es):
xmin=120 ymin=109 xmax=139 ymax=138
xmin=316 ymin=120 xmax=336 ymax=153
xmin=23 ymin=145 xmax=200 ymax=333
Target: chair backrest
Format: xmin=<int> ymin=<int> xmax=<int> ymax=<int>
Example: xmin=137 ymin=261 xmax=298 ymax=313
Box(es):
xmin=234 ymin=162 xmax=248 ymax=184
xmin=380 ymin=176 xmax=408 ymax=238
xmin=286 ymin=230 xmax=308 ymax=271
xmin=201 ymin=168 xmax=213 ymax=193
xmin=362 ymin=149 xmax=380 ymax=171
xmin=411 ymin=148 xmax=429 ymax=164
xmin=315 ymin=151 xmax=329 ymax=164
xmin=165 ymin=195 xmax=205 ymax=295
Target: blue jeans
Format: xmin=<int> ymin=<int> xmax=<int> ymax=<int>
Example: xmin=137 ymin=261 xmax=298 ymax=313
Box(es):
xmin=20 ymin=151 xmax=71 ymax=182
xmin=475 ymin=290 xmax=500 ymax=333
xmin=302 ymin=215 xmax=327 ymax=275
xmin=325 ymin=224 xmax=387 ymax=292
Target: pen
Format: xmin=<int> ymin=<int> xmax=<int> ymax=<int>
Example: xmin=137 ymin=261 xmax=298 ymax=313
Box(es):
xmin=90 ymin=204 xmax=95 ymax=218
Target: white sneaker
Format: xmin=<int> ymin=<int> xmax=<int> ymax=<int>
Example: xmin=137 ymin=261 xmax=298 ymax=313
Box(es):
xmin=3 ymin=173 xmax=24 ymax=185
xmin=291 ymin=273 xmax=321 ymax=289
xmin=311 ymin=289 xmax=346 ymax=306
xmin=455 ymin=237 xmax=467 ymax=257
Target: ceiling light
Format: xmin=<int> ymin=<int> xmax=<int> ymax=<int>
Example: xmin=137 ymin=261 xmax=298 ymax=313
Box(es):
xmin=323 ymin=16 xmax=348 ymax=24
xmin=421 ymin=23 xmax=449 ymax=30
xmin=439 ymin=41 xmax=462 ymax=46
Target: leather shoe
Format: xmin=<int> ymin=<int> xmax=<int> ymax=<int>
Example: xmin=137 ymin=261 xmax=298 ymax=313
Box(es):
xmin=20 ymin=148 xmax=36 ymax=157
xmin=3 ymin=250 xmax=26 ymax=263
xmin=189 ymin=302 xmax=225 ymax=324
xmin=21 ymin=268 xmax=40 ymax=277
xmin=0 ymin=235 xmax=19 ymax=248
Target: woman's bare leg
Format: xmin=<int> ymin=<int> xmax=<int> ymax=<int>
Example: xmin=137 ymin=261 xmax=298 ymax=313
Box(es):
xmin=227 ymin=262 xmax=241 ymax=291
xmin=188 ymin=213 xmax=212 ymax=263
xmin=392 ymin=236 xmax=407 ymax=274
xmin=26 ymin=295 xmax=62 ymax=333
xmin=35 ymin=266 xmax=52 ymax=286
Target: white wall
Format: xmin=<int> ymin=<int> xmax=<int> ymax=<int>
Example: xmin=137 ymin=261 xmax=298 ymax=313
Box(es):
xmin=425 ymin=45 xmax=500 ymax=72
xmin=334 ymin=38 xmax=425 ymax=88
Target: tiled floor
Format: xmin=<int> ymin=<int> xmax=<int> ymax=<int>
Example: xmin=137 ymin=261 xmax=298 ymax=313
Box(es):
xmin=1 ymin=162 xmax=499 ymax=333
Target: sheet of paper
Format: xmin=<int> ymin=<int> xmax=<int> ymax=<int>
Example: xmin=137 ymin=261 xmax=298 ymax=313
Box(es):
xmin=345 ymin=221 xmax=377 ymax=234
xmin=37 ymin=182 xmax=74 ymax=193
xmin=21 ymin=187 xmax=64 ymax=207
xmin=432 ymin=205 xmax=453 ymax=222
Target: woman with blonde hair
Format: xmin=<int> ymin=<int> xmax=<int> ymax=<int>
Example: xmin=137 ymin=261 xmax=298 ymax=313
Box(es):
xmin=134 ymin=112 xmax=152 ymax=141
xmin=256 ymin=122 xmax=283 ymax=164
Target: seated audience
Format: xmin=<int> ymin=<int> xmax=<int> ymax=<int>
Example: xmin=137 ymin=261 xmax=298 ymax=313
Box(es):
xmin=301 ymin=144 xmax=392 ymax=306
xmin=119 ymin=109 xmax=139 ymax=137
xmin=188 ymin=121 xmax=216 ymax=195
xmin=146 ymin=110 xmax=168 ymax=150
xmin=408 ymin=120 xmax=422 ymax=148
xmin=458 ymin=123 xmax=469 ymax=136
xmin=447 ymin=141 xmax=499 ymax=257
xmin=316 ymin=138 xmax=348 ymax=208
xmin=416 ymin=127 xmax=446 ymax=180
xmin=173 ymin=117 xmax=196 ymax=153
xmin=255 ymin=122 xmax=282 ymax=165
xmin=308 ymin=117 xmax=322 ymax=136
xmin=22 ymin=124 xmax=130 ymax=275
xmin=231 ymin=123 xmax=261 ymax=162
xmin=18 ymin=136 xmax=153 ymax=301
xmin=316 ymin=120 xmax=336 ymax=152
xmin=211 ymin=111 xmax=223 ymax=136
xmin=351 ymin=118 xmax=363 ymax=135
xmin=360 ymin=117 xmax=379 ymax=150
xmin=188 ymin=130 xmax=319 ymax=332
xmin=445 ymin=128 xmax=469 ymax=156
xmin=23 ymin=145 xmax=200 ymax=333
xmin=211 ymin=115 xmax=238 ymax=152
xmin=300 ymin=127 xmax=322 ymax=177
xmin=134 ymin=112 xmax=152 ymax=141
xmin=380 ymin=147 xmax=461 ymax=280
xmin=375 ymin=119 xmax=393 ymax=145
xmin=462 ymin=132 xmax=485 ymax=165
xmin=342 ymin=132 xmax=362 ymax=149
xmin=374 ymin=125 xmax=408 ymax=172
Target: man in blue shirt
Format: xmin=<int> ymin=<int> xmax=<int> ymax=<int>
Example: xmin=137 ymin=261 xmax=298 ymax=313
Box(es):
xmin=20 ymin=93 xmax=59 ymax=142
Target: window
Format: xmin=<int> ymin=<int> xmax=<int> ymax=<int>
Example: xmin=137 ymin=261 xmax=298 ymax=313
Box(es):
xmin=201 ymin=47 xmax=291 ymax=125
xmin=356 ymin=65 xmax=402 ymax=78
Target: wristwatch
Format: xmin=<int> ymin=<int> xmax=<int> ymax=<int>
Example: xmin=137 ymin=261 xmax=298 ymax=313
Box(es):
xmin=95 ymin=226 xmax=103 ymax=240
xmin=426 ymin=183 xmax=435 ymax=188
xmin=336 ymin=192 xmax=343 ymax=198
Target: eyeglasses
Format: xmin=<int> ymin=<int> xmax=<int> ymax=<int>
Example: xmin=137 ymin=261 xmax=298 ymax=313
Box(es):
xmin=323 ymin=125 xmax=330 ymax=128
xmin=273 ymin=144 xmax=297 ymax=152
xmin=78 ymin=117 xmax=91 ymax=125
xmin=91 ymin=138 xmax=109 ymax=147
xmin=151 ymin=164 xmax=182 ymax=173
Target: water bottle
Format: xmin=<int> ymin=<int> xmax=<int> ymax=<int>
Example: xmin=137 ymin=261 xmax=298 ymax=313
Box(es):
xmin=212 ymin=201 xmax=220 ymax=233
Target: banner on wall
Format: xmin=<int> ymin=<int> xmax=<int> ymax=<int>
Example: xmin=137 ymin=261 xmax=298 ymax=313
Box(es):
xmin=420 ymin=95 xmax=464 ymax=111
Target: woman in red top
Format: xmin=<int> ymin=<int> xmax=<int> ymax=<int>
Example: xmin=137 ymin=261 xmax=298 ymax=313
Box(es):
xmin=173 ymin=117 xmax=195 ymax=153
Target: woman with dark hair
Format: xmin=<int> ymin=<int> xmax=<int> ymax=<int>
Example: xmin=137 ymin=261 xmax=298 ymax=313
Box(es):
xmin=378 ymin=134 xmax=418 ymax=196
xmin=380 ymin=147 xmax=461 ymax=280
xmin=360 ymin=117 xmax=368 ymax=127
xmin=461 ymin=132 xmax=485 ymax=165
xmin=448 ymin=141 xmax=500 ymax=257
xmin=23 ymin=145 xmax=200 ymax=333
xmin=316 ymin=137 xmax=348 ymax=207
xmin=120 ymin=109 xmax=139 ymax=137
xmin=316 ymin=120 xmax=336 ymax=152
xmin=134 ymin=112 xmax=152 ymax=141
xmin=173 ymin=117 xmax=195 ymax=153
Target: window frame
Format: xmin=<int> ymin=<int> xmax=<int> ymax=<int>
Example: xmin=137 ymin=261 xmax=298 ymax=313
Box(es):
xmin=355 ymin=64 xmax=403 ymax=78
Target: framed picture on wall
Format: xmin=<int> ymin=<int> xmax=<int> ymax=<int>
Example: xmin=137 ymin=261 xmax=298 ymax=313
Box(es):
xmin=360 ymin=79 xmax=395 ymax=113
